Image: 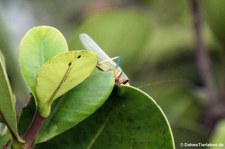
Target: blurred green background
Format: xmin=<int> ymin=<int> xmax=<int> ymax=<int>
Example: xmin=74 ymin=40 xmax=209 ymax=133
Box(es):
xmin=0 ymin=0 xmax=224 ymax=148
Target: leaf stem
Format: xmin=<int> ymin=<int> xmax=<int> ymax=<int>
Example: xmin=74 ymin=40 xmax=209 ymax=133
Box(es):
xmin=23 ymin=110 xmax=45 ymax=149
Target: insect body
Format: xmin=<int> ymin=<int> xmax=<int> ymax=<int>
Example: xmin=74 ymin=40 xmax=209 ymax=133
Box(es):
xmin=79 ymin=33 xmax=129 ymax=85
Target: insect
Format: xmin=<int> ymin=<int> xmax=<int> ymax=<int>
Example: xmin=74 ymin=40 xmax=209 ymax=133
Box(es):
xmin=79 ymin=33 xmax=129 ymax=85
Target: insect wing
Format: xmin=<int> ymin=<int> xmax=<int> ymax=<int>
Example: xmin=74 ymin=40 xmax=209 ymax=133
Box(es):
xmin=79 ymin=34 xmax=111 ymax=61
xmin=79 ymin=33 xmax=129 ymax=83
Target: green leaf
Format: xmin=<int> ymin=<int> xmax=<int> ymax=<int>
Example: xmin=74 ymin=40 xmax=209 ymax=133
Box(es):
xmin=36 ymin=85 xmax=175 ymax=149
xmin=0 ymin=133 xmax=11 ymax=148
xmin=209 ymin=120 xmax=225 ymax=149
xmin=19 ymin=26 xmax=68 ymax=101
xmin=18 ymin=69 xmax=114 ymax=143
xmin=0 ymin=50 xmax=5 ymax=69
xmin=37 ymin=69 xmax=114 ymax=143
xmin=36 ymin=51 xmax=97 ymax=118
xmin=0 ymin=58 xmax=22 ymax=142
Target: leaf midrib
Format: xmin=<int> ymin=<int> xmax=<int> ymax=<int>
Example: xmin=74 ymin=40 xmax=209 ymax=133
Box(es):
xmin=87 ymin=117 xmax=109 ymax=149
xmin=47 ymin=61 xmax=73 ymax=105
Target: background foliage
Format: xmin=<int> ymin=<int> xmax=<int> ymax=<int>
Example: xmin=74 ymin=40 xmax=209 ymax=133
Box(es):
xmin=0 ymin=0 xmax=224 ymax=148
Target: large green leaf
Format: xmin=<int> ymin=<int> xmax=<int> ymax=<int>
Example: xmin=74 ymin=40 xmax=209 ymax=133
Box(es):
xmin=36 ymin=85 xmax=175 ymax=149
xmin=36 ymin=51 xmax=97 ymax=117
xmin=18 ymin=69 xmax=114 ymax=143
xmin=19 ymin=26 xmax=68 ymax=100
xmin=0 ymin=57 xmax=22 ymax=142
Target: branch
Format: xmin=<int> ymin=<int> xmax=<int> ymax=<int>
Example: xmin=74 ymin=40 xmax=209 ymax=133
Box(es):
xmin=23 ymin=110 xmax=45 ymax=149
xmin=190 ymin=0 xmax=219 ymax=131
xmin=190 ymin=0 xmax=218 ymax=104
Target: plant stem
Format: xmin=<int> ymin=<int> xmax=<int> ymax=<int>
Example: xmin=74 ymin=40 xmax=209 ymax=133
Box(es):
xmin=190 ymin=0 xmax=220 ymax=131
xmin=191 ymin=0 xmax=218 ymax=104
xmin=23 ymin=110 xmax=45 ymax=149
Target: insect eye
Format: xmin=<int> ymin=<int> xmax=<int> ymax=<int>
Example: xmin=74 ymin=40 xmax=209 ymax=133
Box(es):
xmin=77 ymin=55 xmax=81 ymax=59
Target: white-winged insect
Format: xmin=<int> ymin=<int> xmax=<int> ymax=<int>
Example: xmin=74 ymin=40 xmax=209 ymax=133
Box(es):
xmin=79 ymin=33 xmax=129 ymax=85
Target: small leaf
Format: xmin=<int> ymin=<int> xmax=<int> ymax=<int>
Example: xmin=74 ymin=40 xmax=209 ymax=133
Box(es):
xmin=36 ymin=51 xmax=97 ymax=117
xmin=36 ymin=85 xmax=175 ymax=149
xmin=18 ymin=69 xmax=114 ymax=143
xmin=0 ymin=58 xmax=22 ymax=142
xmin=37 ymin=69 xmax=114 ymax=143
xmin=19 ymin=26 xmax=68 ymax=101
